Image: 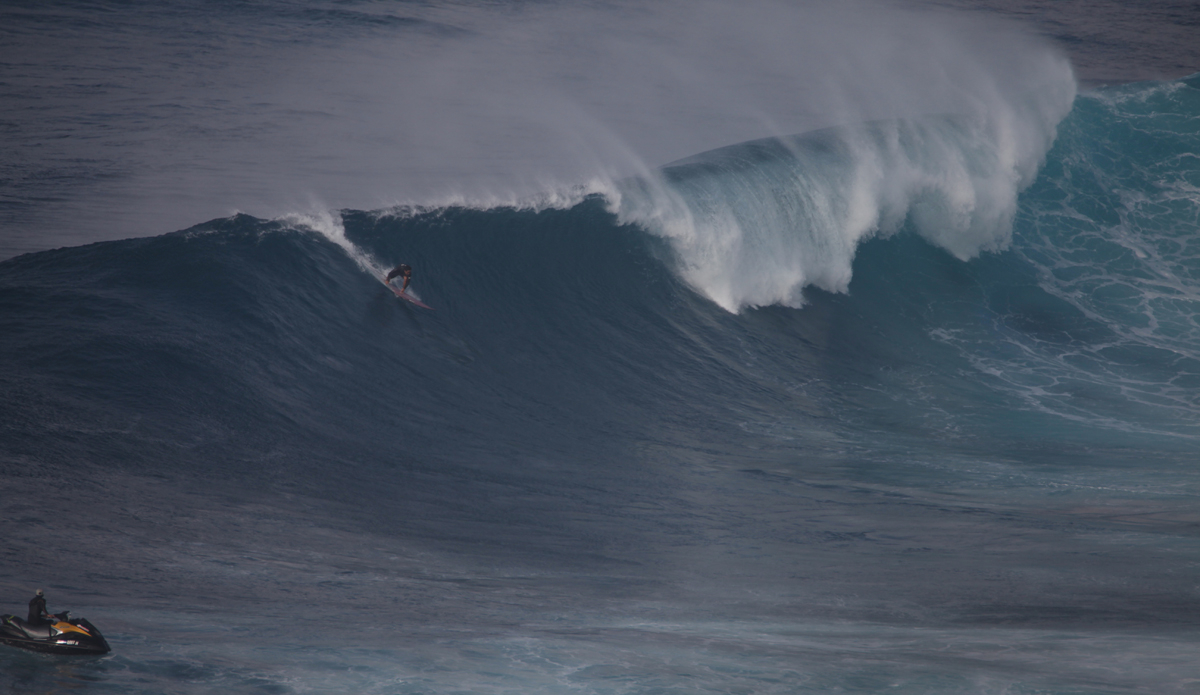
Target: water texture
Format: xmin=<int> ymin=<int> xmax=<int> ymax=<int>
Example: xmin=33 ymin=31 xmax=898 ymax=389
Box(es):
xmin=2 ymin=1 xmax=1199 ymax=693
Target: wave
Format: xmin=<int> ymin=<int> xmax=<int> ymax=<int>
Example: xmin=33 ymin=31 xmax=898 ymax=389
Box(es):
xmin=280 ymin=74 xmax=1190 ymax=445
xmin=612 ymin=78 xmax=1075 ymax=312
xmin=1 ymin=76 xmax=1197 ymax=510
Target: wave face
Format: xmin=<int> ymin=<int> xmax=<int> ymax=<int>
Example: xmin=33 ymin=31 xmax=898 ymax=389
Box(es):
xmin=2 ymin=70 xmax=1200 ymax=695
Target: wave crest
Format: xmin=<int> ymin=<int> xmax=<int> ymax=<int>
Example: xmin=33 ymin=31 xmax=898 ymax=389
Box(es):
xmin=612 ymin=18 xmax=1076 ymax=312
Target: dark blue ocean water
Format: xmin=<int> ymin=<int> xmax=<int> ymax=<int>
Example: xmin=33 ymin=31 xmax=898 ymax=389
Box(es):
xmin=2 ymin=1 xmax=1199 ymax=693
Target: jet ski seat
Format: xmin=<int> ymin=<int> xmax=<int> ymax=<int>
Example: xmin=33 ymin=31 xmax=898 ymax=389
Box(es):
xmin=5 ymin=616 xmax=53 ymax=639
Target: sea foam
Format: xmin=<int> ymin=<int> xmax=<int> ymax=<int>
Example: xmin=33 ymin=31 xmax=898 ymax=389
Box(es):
xmin=608 ymin=4 xmax=1076 ymax=312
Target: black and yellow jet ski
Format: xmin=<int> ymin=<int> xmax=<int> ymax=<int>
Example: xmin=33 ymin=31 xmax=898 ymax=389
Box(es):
xmin=0 ymin=612 xmax=110 ymax=655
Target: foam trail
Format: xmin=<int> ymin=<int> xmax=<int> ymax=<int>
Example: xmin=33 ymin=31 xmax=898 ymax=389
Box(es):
xmin=278 ymin=209 xmax=386 ymax=279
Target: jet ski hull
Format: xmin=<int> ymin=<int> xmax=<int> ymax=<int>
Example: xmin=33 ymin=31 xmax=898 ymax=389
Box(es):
xmin=0 ymin=614 xmax=110 ymax=655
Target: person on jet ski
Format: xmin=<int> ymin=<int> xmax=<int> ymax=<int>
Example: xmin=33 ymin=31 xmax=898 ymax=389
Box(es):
xmin=386 ymin=263 xmax=412 ymax=291
xmin=28 ymin=589 xmax=51 ymax=625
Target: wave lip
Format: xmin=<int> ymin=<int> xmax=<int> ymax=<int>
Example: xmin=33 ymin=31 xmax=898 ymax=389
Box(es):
xmin=613 ymin=34 xmax=1075 ymax=312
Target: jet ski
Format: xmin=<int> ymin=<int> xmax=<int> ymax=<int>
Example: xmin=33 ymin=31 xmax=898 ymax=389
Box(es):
xmin=0 ymin=611 xmax=110 ymax=655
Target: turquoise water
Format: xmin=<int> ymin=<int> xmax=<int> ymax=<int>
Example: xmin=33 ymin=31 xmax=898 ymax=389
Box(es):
xmin=2 ymin=1 xmax=1199 ymax=693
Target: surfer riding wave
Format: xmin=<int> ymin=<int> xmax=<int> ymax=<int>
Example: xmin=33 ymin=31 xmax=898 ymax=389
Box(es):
xmin=386 ymin=264 xmax=412 ymax=291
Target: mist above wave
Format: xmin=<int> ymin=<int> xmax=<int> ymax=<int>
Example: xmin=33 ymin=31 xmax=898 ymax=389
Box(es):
xmin=4 ymin=0 xmax=1073 ymax=262
xmin=602 ymin=4 xmax=1076 ymax=311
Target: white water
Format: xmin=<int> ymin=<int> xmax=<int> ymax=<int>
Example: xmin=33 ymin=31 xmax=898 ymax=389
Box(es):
xmin=606 ymin=7 xmax=1076 ymax=312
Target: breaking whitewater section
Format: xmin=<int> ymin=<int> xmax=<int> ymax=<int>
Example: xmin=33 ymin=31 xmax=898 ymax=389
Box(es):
xmin=301 ymin=4 xmax=1079 ymax=316
xmin=608 ymin=36 xmax=1076 ymax=312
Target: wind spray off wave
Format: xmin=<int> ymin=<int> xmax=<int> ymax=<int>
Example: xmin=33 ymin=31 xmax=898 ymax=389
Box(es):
xmin=612 ymin=8 xmax=1077 ymax=312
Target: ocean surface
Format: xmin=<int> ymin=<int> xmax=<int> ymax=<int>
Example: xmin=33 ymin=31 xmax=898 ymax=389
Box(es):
xmin=2 ymin=1 xmax=1199 ymax=693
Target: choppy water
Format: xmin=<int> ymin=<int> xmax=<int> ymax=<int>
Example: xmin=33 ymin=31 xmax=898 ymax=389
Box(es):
xmin=2 ymin=1 xmax=1199 ymax=693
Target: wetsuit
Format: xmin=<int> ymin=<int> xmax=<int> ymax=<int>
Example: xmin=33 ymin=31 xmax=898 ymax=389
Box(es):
xmin=28 ymin=594 xmax=48 ymax=625
xmin=386 ymin=264 xmax=411 ymax=282
xmin=386 ymin=264 xmax=412 ymax=291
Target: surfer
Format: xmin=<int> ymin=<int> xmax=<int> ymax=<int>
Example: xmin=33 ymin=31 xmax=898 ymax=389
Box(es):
xmin=386 ymin=264 xmax=412 ymax=292
xmin=27 ymin=589 xmax=50 ymax=626
xmin=380 ymin=262 xmax=431 ymax=308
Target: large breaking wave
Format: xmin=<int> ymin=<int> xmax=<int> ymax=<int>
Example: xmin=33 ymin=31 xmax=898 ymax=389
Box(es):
xmin=5 ymin=77 xmax=1196 ymax=503
xmin=1 ymin=68 xmax=1199 ymax=695
xmin=611 ymin=47 xmax=1075 ymax=311
xmin=5 ymin=0 xmax=1200 ymax=691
